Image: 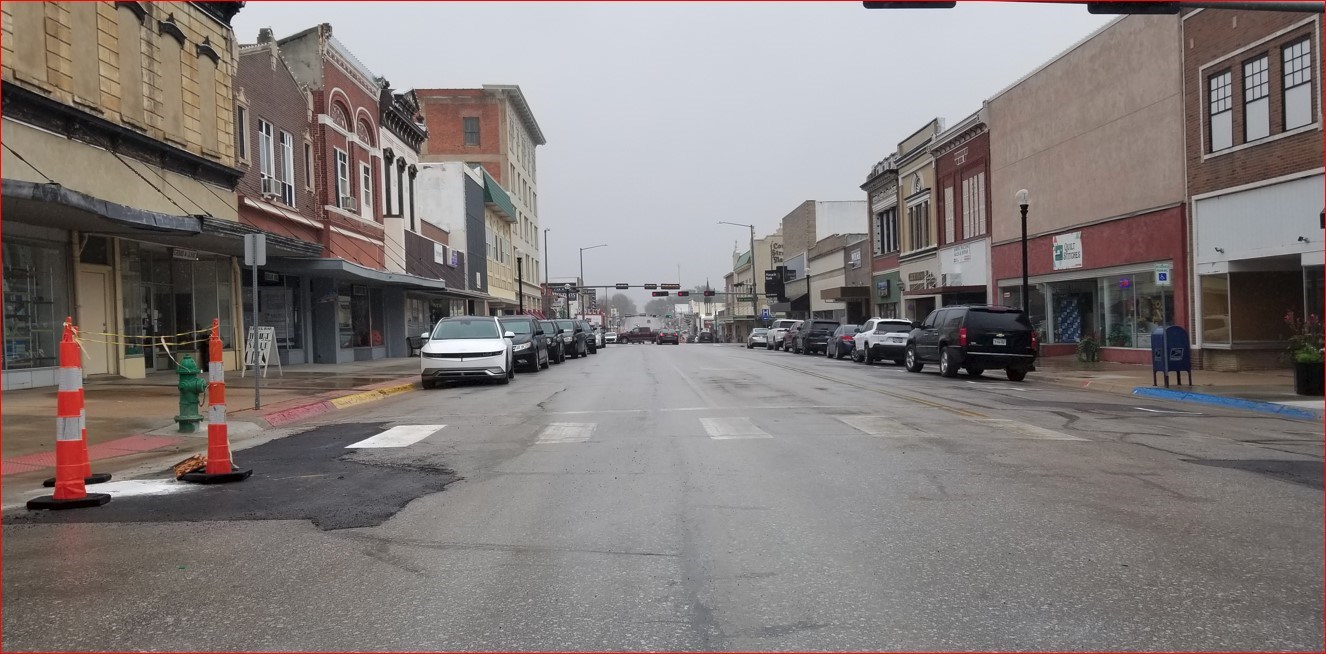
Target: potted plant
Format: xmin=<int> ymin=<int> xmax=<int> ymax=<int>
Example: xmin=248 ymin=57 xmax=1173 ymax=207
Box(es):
xmin=1076 ymin=336 xmax=1101 ymax=362
xmin=1284 ymin=310 xmax=1324 ymax=396
xmin=1107 ymin=323 xmax=1133 ymax=348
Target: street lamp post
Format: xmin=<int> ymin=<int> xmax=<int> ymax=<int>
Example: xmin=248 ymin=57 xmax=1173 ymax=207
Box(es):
xmin=719 ymin=221 xmax=758 ymax=331
xmin=579 ymin=243 xmax=607 ymax=316
xmin=1016 ymin=189 xmax=1030 ymax=315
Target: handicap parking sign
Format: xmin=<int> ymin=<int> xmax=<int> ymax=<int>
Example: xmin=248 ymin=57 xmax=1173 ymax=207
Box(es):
xmin=761 ymin=308 xmax=771 ymax=320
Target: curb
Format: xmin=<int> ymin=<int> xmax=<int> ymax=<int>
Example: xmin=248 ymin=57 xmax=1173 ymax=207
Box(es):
xmin=1131 ymin=386 xmax=1324 ymax=420
xmin=259 ymin=379 xmax=420 ymax=427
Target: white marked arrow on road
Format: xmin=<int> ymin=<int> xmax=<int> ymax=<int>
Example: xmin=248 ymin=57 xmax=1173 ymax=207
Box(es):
xmin=346 ymin=425 xmax=446 ymax=448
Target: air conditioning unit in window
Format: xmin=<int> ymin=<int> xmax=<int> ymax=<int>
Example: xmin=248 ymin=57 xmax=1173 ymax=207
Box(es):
xmin=260 ymin=176 xmax=277 ymax=199
xmin=339 ymin=196 xmax=358 ymax=212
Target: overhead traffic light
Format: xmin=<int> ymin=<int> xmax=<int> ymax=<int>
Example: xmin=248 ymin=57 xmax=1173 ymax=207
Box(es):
xmin=615 ymin=283 xmax=630 ymax=290
xmin=702 ymin=290 xmax=716 ymax=297
xmin=660 ymin=283 xmax=681 ymax=290
xmin=644 ymin=283 xmax=658 ymax=290
xmin=651 ymin=291 xmax=668 ymax=297
xmin=676 ymin=291 xmax=690 ymax=297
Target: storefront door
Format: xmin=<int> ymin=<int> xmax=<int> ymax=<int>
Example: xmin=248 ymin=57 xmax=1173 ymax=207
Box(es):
xmin=76 ymin=269 xmax=113 ymax=375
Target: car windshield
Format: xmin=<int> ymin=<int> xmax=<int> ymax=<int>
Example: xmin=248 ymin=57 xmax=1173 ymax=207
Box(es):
xmin=556 ymin=320 xmax=577 ymax=331
xmin=500 ymin=319 xmax=534 ymax=335
xmin=540 ymin=322 xmax=558 ymax=332
xmin=752 ymin=328 xmax=769 ymax=334
xmin=809 ymin=322 xmax=839 ymax=331
xmin=966 ymin=309 xmax=1034 ymax=331
xmin=431 ymin=319 xmax=500 ymax=340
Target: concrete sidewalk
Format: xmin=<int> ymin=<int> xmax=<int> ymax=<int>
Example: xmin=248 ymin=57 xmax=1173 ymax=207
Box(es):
xmin=1 ymin=358 xmax=422 ymax=496
xmin=1033 ymin=356 xmax=1323 ymax=420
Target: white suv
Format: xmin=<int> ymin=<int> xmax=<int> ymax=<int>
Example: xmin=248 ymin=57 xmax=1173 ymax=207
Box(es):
xmin=420 ymin=316 xmax=515 ymax=388
xmin=853 ymin=317 xmax=916 ymax=365
xmin=766 ymin=319 xmax=800 ymax=351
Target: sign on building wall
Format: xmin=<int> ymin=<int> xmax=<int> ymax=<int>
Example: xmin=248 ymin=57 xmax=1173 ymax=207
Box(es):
xmin=434 ymin=243 xmax=447 ymax=265
xmin=1052 ymin=232 xmax=1083 ymax=271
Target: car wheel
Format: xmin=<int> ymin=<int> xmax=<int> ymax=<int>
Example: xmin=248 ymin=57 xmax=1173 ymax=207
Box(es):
xmin=825 ymin=345 xmax=834 ymax=358
xmin=1006 ymin=369 xmax=1028 ymax=382
xmin=541 ymin=355 xmax=550 ymax=369
xmin=852 ymin=348 xmax=864 ymax=363
xmin=864 ymin=346 xmax=874 ymax=365
xmin=966 ymin=367 xmax=983 ymax=377
xmin=905 ymin=345 xmax=923 ymax=373
xmin=939 ymin=347 xmax=960 ymax=378
xmin=421 ymin=377 xmax=438 ymax=390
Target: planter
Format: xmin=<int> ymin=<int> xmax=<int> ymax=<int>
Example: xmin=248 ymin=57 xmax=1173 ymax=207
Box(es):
xmin=1293 ymin=361 xmax=1324 ymax=396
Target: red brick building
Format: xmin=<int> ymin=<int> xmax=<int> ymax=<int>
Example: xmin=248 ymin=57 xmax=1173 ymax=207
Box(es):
xmin=931 ymin=106 xmax=992 ymax=306
xmin=1182 ymin=9 xmax=1324 ymax=370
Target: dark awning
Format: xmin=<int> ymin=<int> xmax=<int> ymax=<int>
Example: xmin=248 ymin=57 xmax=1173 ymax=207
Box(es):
xmin=820 ymin=286 xmax=872 ymax=301
xmin=268 ymin=257 xmax=492 ymax=299
xmin=2 ymin=179 xmax=322 ymax=258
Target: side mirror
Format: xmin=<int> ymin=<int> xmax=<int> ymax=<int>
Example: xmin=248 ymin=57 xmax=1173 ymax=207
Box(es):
xmin=421 ymin=332 xmax=430 ymax=339
xmin=913 ymin=322 xmax=923 ymax=330
xmin=504 ymin=331 xmax=516 ymax=339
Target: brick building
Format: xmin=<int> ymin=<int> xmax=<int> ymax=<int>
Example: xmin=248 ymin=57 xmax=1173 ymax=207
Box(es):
xmin=1182 ymin=9 xmax=1324 ymax=370
xmin=931 ymin=106 xmax=993 ymax=308
xmin=988 ymin=15 xmax=1189 ymax=364
xmin=863 ymin=156 xmax=902 ymax=318
xmin=1 ymin=2 xmax=319 ymax=388
xmin=896 ymin=118 xmax=945 ymax=321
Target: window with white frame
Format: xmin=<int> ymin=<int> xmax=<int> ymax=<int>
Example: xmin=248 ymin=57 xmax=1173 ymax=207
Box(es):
xmin=1283 ymin=37 xmax=1313 ymax=130
xmin=943 ymin=186 xmax=955 ymax=245
xmin=1208 ymin=70 xmax=1233 ymax=152
xmin=258 ymin=119 xmax=274 ymax=187
xmin=235 ymin=105 xmax=249 ymax=162
xmin=1243 ymin=55 xmax=1270 ymax=141
xmin=360 ymin=163 xmax=373 ymax=218
xmin=961 ymin=172 xmax=986 ymax=238
xmin=907 ymin=200 xmax=930 ymax=252
xmin=463 ymin=116 xmax=480 ymax=146
xmin=335 ymin=149 xmax=350 ymax=202
xmin=278 ymin=131 xmax=295 ymax=206
xmin=882 ymin=206 xmax=899 ymax=254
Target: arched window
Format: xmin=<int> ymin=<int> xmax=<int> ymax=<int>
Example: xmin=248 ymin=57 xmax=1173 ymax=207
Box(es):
xmin=356 ymin=120 xmax=374 ymax=146
xmin=330 ymin=102 xmax=349 ymax=129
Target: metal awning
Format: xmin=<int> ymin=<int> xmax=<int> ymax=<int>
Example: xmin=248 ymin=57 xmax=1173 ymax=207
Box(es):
xmin=268 ymin=257 xmax=489 ymax=298
xmin=481 ymin=170 xmax=517 ymax=223
xmin=2 ymin=179 xmax=321 ymax=258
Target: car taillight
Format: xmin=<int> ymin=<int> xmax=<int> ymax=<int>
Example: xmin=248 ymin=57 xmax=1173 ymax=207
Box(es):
xmin=959 ymin=327 xmax=968 ymax=348
xmin=1030 ymin=331 xmax=1038 ymax=351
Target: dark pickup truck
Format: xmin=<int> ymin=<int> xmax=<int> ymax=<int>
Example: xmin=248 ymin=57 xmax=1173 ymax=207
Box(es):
xmin=621 ymin=327 xmax=657 ymax=344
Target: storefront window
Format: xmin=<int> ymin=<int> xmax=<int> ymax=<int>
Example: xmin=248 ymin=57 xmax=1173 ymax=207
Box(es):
xmin=1101 ymin=274 xmax=1173 ymax=349
xmin=407 ymin=297 xmax=431 ymax=337
xmin=120 ymin=243 xmax=145 ymax=357
xmin=1001 ymin=284 xmax=1048 ymax=343
xmin=1131 ymin=274 xmax=1172 ymax=349
xmin=243 ymin=273 xmax=303 ymax=351
xmin=337 ymin=288 xmax=354 ymax=348
xmin=3 ymin=238 xmax=72 ymax=370
xmin=1200 ymin=274 xmax=1230 ymax=344
xmin=1047 ymin=280 xmax=1097 ymax=344
xmin=340 ymin=284 xmax=384 ymax=348
xmin=1305 ymin=266 xmax=1323 ymax=321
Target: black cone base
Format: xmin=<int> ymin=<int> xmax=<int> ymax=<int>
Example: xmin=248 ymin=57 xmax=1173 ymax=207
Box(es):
xmin=26 ymin=493 xmax=111 ymax=511
xmin=180 ymin=468 xmax=252 ymax=484
xmin=43 ymin=473 xmax=113 ymax=488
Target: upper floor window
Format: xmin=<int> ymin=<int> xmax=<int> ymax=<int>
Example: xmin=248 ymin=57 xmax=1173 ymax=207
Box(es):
xmin=962 ymin=171 xmax=987 ymax=238
xmin=1283 ymin=37 xmax=1314 ymax=130
xmin=942 ymin=186 xmax=955 ymax=244
xmin=1208 ymin=70 xmax=1233 ymax=152
xmin=304 ymin=142 xmax=314 ymax=190
xmin=1243 ymin=55 xmax=1270 ymax=141
xmin=278 ymin=131 xmax=295 ymax=206
xmin=463 ymin=117 xmax=481 ymax=146
xmin=906 ymin=200 xmax=930 ymax=252
xmin=235 ymin=106 xmax=249 ymax=162
xmin=882 ymin=207 xmax=900 ymax=254
xmin=258 ymin=119 xmax=275 ymax=182
xmin=872 ymin=211 xmax=884 ymax=255
xmin=330 ymin=103 xmax=349 ymax=130
xmin=335 ymin=149 xmax=350 ymax=202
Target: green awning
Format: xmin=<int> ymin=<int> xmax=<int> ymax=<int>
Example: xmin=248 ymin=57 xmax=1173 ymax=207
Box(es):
xmin=481 ymin=170 xmax=518 ymax=223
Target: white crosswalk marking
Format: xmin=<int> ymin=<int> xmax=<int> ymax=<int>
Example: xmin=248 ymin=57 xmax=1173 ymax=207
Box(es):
xmin=837 ymin=415 xmax=922 ymax=437
xmin=346 ymin=425 xmax=445 ymax=448
xmin=967 ymin=418 xmax=1087 ymax=441
xmin=700 ymin=417 xmax=772 ymax=440
xmin=536 ymin=423 xmax=596 ymax=444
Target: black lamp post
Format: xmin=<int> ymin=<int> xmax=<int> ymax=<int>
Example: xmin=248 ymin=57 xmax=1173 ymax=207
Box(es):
xmin=1016 ymin=189 xmax=1030 ymax=314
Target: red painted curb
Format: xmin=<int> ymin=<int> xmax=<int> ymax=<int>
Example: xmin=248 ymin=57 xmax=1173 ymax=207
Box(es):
xmin=263 ymin=400 xmax=335 ymax=427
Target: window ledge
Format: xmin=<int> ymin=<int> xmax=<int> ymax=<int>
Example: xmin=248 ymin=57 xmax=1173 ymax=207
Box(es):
xmin=1203 ymin=122 xmax=1320 ymax=161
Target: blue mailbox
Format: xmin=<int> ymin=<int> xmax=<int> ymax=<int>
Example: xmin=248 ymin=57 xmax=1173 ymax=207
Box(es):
xmin=1151 ymin=325 xmax=1192 ymax=387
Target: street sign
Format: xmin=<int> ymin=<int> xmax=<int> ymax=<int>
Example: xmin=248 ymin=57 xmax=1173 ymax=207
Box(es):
xmin=243 ymin=233 xmax=267 ymax=266
xmin=660 ymin=283 xmax=681 ymax=290
xmin=761 ymin=308 xmax=771 ymax=320
xmin=1154 ymin=262 xmax=1173 ymax=286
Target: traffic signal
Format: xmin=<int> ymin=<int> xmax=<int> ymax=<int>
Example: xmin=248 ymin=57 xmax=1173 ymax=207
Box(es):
xmin=676 ymin=291 xmax=690 ymax=297
xmin=660 ymin=283 xmax=681 ymax=290
xmin=615 ymin=283 xmax=630 ymax=289
xmin=702 ymin=290 xmax=715 ymax=297
xmin=651 ymin=291 xmax=668 ymax=297
xmin=644 ymin=283 xmax=658 ymax=290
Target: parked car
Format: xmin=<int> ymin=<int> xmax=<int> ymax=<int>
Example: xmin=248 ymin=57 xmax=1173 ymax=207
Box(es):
xmin=578 ymin=320 xmax=599 ymax=354
xmin=746 ymin=328 xmax=770 ymax=349
xmin=853 ymin=317 xmax=916 ymax=365
xmin=593 ymin=326 xmax=606 ymax=349
xmin=657 ymin=329 xmax=680 ymax=345
xmin=556 ymin=318 xmax=590 ymax=358
xmin=825 ymin=324 xmax=859 ymax=359
xmin=420 ymin=316 xmax=515 ymax=388
xmin=499 ymin=316 xmax=550 ymax=373
xmin=792 ymin=319 xmax=840 ymax=355
xmin=767 ymin=319 xmax=800 ymax=351
xmin=605 ymin=331 xmax=618 ymax=344
xmin=905 ymin=305 xmax=1038 ymax=381
xmin=698 ymin=331 xmax=715 ymax=343
xmin=780 ymin=321 xmax=804 ymax=351
xmin=540 ymin=320 xmax=567 ymax=364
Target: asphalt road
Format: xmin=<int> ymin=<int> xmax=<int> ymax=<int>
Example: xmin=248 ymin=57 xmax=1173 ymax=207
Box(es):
xmin=3 ymin=342 xmax=1322 ymax=651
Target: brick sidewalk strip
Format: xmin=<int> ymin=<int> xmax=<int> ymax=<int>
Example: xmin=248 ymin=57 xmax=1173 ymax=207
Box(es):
xmin=2 ymin=435 xmax=186 ymax=476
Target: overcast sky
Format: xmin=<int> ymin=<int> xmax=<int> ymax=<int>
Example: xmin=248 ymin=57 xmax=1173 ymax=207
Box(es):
xmin=234 ymin=2 xmax=1111 ymax=306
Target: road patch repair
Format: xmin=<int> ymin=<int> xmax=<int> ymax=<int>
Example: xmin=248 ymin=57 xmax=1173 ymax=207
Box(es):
xmin=4 ymin=422 xmax=457 ymax=530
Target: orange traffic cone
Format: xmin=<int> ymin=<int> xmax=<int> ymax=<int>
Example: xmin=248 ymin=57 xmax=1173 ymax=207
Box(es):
xmin=43 ymin=325 xmax=111 ymax=488
xmin=180 ymin=319 xmax=252 ymax=484
xmin=27 ymin=320 xmax=111 ymax=510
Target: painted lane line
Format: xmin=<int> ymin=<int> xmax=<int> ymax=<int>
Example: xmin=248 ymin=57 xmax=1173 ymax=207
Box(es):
xmin=700 ymin=417 xmax=772 ymax=440
xmin=837 ymin=415 xmax=923 ymax=437
xmin=536 ymin=423 xmax=596 ymax=444
xmin=346 ymin=425 xmax=446 ymax=448
xmin=967 ymin=418 xmax=1088 ymax=441
xmin=1135 ymin=407 xmax=1205 ymax=415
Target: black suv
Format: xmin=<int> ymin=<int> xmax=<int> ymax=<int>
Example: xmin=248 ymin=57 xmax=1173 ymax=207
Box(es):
xmin=556 ymin=319 xmax=590 ymax=358
xmin=792 ymin=319 xmax=842 ymax=355
xmin=540 ymin=320 xmax=567 ymax=364
xmin=499 ymin=316 xmax=550 ymax=372
xmin=577 ymin=320 xmax=599 ymax=354
xmin=904 ymin=305 xmax=1038 ymax=381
